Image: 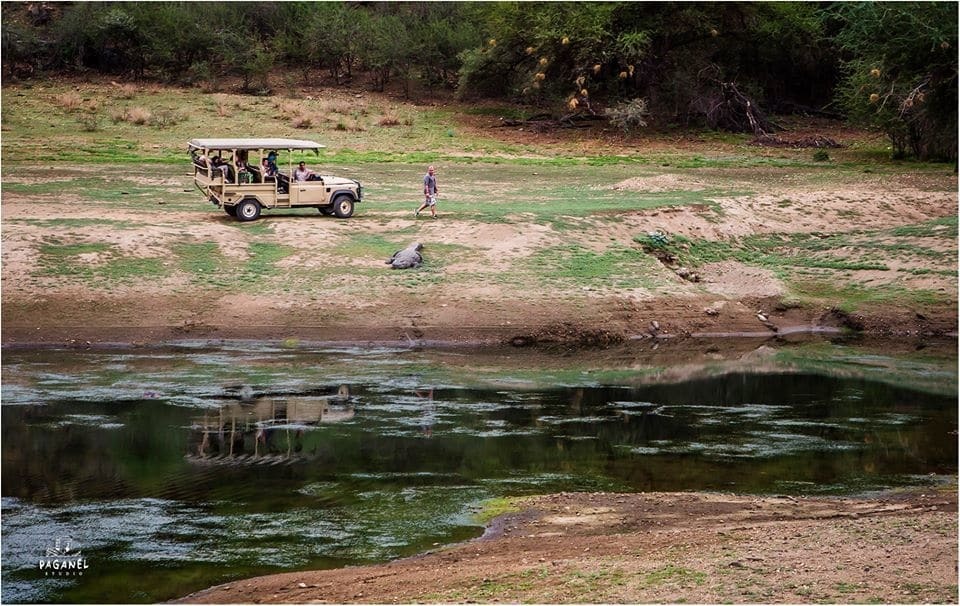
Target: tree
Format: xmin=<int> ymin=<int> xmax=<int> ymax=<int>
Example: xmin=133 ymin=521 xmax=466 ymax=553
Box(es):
xmin=454 ymin=2 xmax=830 ymax=129
xmin=831 ymin=2 xmax=958 ymax=161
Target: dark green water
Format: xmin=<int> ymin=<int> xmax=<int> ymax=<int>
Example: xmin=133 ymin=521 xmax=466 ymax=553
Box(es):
xmin=1 ymin=341 xmax=956 ymax=603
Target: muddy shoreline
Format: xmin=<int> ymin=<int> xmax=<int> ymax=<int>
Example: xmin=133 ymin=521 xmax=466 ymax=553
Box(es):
xmin=2 ymin=303 xmax=956 ymax=351
xmin=178 ymin=486 xmax=958 ymax=604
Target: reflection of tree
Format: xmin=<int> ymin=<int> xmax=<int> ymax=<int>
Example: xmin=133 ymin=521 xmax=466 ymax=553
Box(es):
xmin=188 ymin=386 xmax=353 ymax=464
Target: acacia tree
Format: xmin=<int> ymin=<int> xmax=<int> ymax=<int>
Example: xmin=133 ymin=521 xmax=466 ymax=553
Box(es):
xmin=831 ymin=2 xmax=958 ymax=160
xmin=455 ymin=2 xmax=828 ymax=129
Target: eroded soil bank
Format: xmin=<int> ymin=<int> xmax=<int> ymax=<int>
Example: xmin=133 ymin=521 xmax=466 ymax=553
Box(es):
xmin=179 ymin=487 xmax=958 ymax=604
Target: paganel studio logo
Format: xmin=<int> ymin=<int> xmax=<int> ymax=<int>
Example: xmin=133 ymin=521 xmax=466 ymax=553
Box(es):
xmin=38 ymin=538 xmax=89 ymax=576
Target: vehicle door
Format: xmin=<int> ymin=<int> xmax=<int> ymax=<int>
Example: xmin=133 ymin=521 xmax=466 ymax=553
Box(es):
xmin=291 ymin=178 xmax=327 ymax=206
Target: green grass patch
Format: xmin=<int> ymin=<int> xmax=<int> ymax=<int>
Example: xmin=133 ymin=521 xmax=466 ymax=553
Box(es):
xmin=174 ymin=241 xmax=231 ymax=286
xmin=238 ymin=242 xmax=295 ymax=283
xmin=333 ymin=233 xmax=408 ymax=259
xmin=791 ymin=279 xmax=944 ymax=311
xmin=642 ymin=565 xmax=707 ymax=587
xmin=890 ymin=214 xmax=958 ymax=238
xmin=473 ymin=496 xmax=522 ymax=524
xmin=14 ymin=218 xmax=138 ymax=230
xmin=532 ymin=244 xmax=659 ymax=289
xmin=38 ymin=241 xmax=168 ymax=283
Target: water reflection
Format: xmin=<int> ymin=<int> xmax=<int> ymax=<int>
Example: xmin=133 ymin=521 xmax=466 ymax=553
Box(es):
xmin=1 ymin=343 xmax=956 ymax=604
xmin=188 ymin=386 xmax=353 ymax=464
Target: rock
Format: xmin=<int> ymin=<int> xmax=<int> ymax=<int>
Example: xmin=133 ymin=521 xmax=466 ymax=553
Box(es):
xmin=385 ymin=242 xmax=423 ymax=269
xmin=704 ymin=307 xmax=720 ymax=316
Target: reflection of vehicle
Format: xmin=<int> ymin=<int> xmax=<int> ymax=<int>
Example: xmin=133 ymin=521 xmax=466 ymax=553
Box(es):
xmin=188 ymin=138 xmax=362 ymax=221
xmin=187 ymin=385 xmax=353 ymax=464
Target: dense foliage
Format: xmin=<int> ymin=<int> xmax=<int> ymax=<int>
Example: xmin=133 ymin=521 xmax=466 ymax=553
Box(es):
xmin=830 ymin=2 xmax=958 ymax=160
xmin=2 ymin=1 xmax=956 ymax=160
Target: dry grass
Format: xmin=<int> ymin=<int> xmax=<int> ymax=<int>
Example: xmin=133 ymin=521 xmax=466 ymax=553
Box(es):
xmin=320 ymin=100 xmax=356 ymax=115
xmin=126 ymin=107 xmax=152 ymax=125
xmin=112 ymin=107 xmax=153 ymax=125
xmin=111 ymin=82 xmax=138 ymax=99
xmin=274 ymin=100 xmax=303 ymax=119
xmin=378 ymin=114 xmax=401 ymax=127
xmin=292 ymin=114 xmax=314 ymax=129
xmin=333 ymin=117 xmax=367 ymax=132
xmin=55 ymin=92 xmax=83 ymax=111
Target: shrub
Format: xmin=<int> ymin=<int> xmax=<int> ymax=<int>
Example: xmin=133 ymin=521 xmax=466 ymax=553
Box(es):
xmin=113 ymin=83 xmax=137 ymax=99
xmin=149 ymin=109 xmax=184 ymax=129
xmin=605 ymin=98 xmax=650 ymax=133
xmin=636 ymin=230 xmax=671 ymax=251
xmin=125 ymin=107 xmax=152 ymax=125
xmin=77 ymin=113 xmax=101 ymax=132
xmin=56 ymin=92 xmax=83 ymax=111
xmin=812 ymin=149 xmax=830 ymax=162
xmin=292 ymin=114 xmax=313 ymax=129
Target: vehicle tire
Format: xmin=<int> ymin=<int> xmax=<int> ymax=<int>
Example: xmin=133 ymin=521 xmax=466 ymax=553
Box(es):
xmin=333 ymin=196 xmax=354 ymax=219
xmin=224 ymin=205 xmax=238 ymax=217
xmin=236 ymin=198 xmax=261 ymax=222
xmin=318 ymin=206 xmax=334 ymax=216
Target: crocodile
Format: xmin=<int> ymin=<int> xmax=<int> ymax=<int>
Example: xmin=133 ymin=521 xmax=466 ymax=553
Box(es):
xmin=385 ymin=242 xmax=423 ymax=269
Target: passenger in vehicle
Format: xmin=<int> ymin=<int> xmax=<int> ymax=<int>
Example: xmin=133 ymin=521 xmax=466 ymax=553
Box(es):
xmin=236 ymin=151 xmax=253 ymax=183
xmin=263 ymin=154 xmax=278 ymax=177
xmin=211 ymin=155 xmax=230 ymax=180
xmin=294 ymin=161 xmax=317 ymax=182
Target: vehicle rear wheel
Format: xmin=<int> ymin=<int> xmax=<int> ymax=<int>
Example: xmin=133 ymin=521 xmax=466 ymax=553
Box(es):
xmin=236 ymin=198 xmax=261 ymax=222
xmin=333 ymin=196 xmax=354 ymax=219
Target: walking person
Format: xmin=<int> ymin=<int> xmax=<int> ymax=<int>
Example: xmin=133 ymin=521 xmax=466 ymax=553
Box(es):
xmin=415 ymin=165 xmax=439 ymax=219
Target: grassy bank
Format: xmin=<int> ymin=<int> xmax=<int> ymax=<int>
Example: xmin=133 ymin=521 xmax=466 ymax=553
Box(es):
xmin=2 ymin=80 xmax=957 ymax=331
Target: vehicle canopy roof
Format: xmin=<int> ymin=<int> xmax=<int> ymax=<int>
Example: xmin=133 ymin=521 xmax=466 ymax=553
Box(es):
xmin=188 ymin=138 xmax=326 ymax=152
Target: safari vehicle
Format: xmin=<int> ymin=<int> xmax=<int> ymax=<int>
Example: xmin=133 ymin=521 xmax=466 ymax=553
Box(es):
xmin=188 ymin=138 xmax=362 ymax=221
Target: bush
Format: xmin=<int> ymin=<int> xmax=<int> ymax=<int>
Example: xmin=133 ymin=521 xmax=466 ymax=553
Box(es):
xmin=291 ymin=114 xmax=313 ymax=129
xmin=812 ymin=149 xmax=830 ymax=162
xmin=125 ymin=107 xmax=152 ymax=125
xmin=77 ymin=113 xmax=101 ymax=132
xmin=56 ymin=92 xmax=83 ymax=111
xmin=148 ymin=109 xmax=184 ymax=129
xmin=605 ymin=98 xmax=650 ymax=133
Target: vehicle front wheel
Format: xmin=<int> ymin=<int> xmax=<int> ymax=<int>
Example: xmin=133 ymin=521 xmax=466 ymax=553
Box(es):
xmin=224 ymin=205 xmax=238 ymax=217
xmin=318 ymin=206 xmax=334 ymax=216
xmin=236 ymin=199 xmax=261 ymax=222
xmin=333 ymin=196 xmax=354 ymax=219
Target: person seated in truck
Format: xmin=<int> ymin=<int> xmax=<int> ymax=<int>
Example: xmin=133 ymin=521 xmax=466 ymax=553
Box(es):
xmin=236 ymin=152 xmax=253 ymax=183
xmin=210 ymin=155 xmax=230 ymax=179
xmin=294 ymin=161 xmax=317 ymax=182
xmin=192 ymin=150 xmax=208 ymax=168
xmin=261 ymin=157 xmax=278 ymax=179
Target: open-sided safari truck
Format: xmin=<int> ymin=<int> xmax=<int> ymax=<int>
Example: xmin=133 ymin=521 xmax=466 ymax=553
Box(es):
xmin=189 ymin=138 xmax=362 ymax=221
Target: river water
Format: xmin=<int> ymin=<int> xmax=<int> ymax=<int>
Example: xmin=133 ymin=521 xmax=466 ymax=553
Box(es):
xmin=1 ymin=339 xmax=956 ymax=603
